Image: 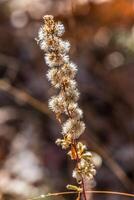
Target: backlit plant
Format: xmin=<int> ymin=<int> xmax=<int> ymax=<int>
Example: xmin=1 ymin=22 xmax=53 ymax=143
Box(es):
xmin=36 ymin=15 xmax=96 ymax=200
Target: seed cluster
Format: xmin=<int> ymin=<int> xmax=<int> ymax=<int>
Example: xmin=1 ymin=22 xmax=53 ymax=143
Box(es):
xmin=37 ymin=15 xmax=96 ymax=189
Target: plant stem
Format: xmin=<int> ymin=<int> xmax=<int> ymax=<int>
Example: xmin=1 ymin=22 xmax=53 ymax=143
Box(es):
xmin=81 ymin=175 xmax=87 ymax=200
xmin=62 ymin=83 xmax=87 ymax=200
xmin=73 ymin=142 xmax=87 ymax=200
xmin=31 ymin=190 xmax=134 ymax=199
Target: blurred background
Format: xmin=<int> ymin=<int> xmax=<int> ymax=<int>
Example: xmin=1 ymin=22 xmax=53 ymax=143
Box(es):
xmin=0 ymin=0 xmax=134 ymax=199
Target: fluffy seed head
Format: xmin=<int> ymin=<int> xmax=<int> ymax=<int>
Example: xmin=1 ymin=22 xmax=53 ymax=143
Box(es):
xmin=38 ymin=26 xmax=45 ymax=41
xmin=62 ymin=119 xmax=85 ymax=139
xmin=37 ymin=15 xmax=96 ymax=186
xmin=66 ymin=103 xmax=83 ymax=119
xmin=55 ymin=22 xmax=65 ymax=36
xmin=48 ymin=95 xmax=65 ymax=114
xmin=72 ymin=169 xmax=82 ymax=184
xmin=61 ymin=62 xmax=77 ymax=79
xmin=59 ymin=40 xmax=70 ymax=54
xmin=64 ymin=87 xmax=80 ymax=102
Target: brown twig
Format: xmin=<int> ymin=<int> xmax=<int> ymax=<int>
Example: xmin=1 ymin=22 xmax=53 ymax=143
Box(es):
xmin=31 ymin=190 xmax=134 ymax=199
xmin=0 ymin=79 xmax=50 ymax=116
xmin=88 ymin=133 xmax=134 ymax=191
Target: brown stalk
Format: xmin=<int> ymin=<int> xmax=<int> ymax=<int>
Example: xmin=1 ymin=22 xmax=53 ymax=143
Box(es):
xmin=62 ymin=82 xmax=87 ymax=200
xmin=31 ymin=190 xmax=134 ymax=200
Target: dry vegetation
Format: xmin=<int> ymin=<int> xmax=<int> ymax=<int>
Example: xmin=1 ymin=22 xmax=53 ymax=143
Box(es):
xmin=0 ymin=0 xmax=134 ymax=200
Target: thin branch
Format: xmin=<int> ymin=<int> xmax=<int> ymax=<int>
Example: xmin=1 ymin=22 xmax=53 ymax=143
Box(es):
xmin=88 ymin=133 xmax=134 ymax=190
xmin=30 ymin=190 xmax=134 ymax=200
xmin=0 ymin=79 xmax=50 ymax=116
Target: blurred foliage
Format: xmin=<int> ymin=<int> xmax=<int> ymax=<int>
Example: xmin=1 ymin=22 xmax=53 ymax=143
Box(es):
xmin=0 ymin=0 xmax=134 ymax=200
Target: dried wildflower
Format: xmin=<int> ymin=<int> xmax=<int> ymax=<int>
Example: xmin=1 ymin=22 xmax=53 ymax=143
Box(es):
xmin=37 ymin=15 xmax=96 ymax=200
xmin=56 ymin=133 xmax=72 ymax=149
xmin=72 ymin=169 xmax=82 ymax=183
xmin=48 ymin=95 xmax=65 ymax=114
xmin=62 ymin=119 xmax=85 ymax=139
xmin=66 ymin=103 xmax=83 ymax=119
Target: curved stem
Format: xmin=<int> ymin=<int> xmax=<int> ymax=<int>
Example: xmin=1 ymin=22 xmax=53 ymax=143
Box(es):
xmin=32 ymin=190 xmax=134 ymax=200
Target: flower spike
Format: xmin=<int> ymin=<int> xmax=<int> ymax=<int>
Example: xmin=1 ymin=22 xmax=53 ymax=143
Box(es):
xmin=37 ymin=15 xmax=96 ymax=200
